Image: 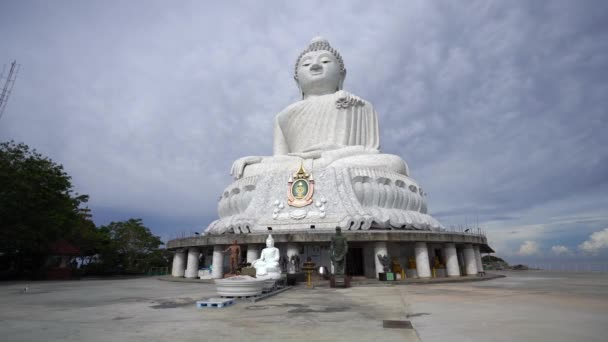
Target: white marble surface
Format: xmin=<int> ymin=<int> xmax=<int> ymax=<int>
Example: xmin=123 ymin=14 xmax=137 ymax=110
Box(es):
xmin=415 ymin=242 xmax=431 ymax=278
xmin=463 ymin=244 xmax=478 ymax=275
xmin=171 ymin=250 xmax=186 ymax=277
xmin=205 ymin=37 xmax=443 ymax=236
xmin=184 ymin=248 xmax=199 ymax=279
xmin=214 ymin=276 xmax=265 ymax=297
xmin=373 ymin=241 xmax=388 ymax=279
xmin=211 ymin=245 xmax=223 ymax=279
xmin=443 ymin=243 xmax=460 ymax=277
xmin=208 ymin=166 xmax=442 ymax=234
xmin=246 ymin=244 xmax=260 ymax=264
xmin=252 ymin=235 xmax=281 ymax=280
xmin=198 ymin=269 xmax=212 ymax=280
xmin=474 ymin=245 xmax=484 ymax=272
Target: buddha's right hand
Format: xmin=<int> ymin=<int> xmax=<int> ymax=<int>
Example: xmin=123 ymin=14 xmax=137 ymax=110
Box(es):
xmin=230 ymin=156 xmax=263 ymax=179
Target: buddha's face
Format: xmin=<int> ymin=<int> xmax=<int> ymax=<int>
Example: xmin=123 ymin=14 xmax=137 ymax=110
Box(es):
xmin=297 ymin=50 xmax=344 ymax=98
xmin=266 ymin=239 xmax=273 ymax=248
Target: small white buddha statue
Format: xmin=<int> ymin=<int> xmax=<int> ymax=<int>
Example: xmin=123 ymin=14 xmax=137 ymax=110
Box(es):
xmin=230 ymin=37 xmax=409 ymax=180
xmin=252 ymin=234 xmax=281 ymax=280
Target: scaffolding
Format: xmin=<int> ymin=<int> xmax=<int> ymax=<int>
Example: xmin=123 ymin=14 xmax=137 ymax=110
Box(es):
xmin=0 ymin=60 xmax=20 ymax=121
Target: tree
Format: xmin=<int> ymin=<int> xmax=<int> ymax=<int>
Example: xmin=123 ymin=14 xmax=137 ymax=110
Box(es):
xmin=482 ymin=255 xmax=506 ymax=263
xmin=0 ymin=141 xmax=93 ymax=277
xmin=0 ymin=141 xmax=168 ymax=278
xmin=98 ymin=219 xmax=164 ymax=274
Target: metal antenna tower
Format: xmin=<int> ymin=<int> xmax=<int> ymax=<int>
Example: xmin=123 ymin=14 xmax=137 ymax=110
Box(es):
xmin=0 ymin=60 xmax=20 ymax=121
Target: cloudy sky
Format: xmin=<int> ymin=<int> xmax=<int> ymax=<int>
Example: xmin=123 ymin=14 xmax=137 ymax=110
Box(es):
xmin=1 ymin=0 xmax=607 ymax=265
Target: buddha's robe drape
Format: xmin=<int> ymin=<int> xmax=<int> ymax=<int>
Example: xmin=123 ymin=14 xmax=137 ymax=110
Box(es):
xmin=273 ymin=91 xmax=380 ymax=155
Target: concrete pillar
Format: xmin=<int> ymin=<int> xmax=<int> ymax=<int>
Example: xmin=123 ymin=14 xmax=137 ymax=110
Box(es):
xmin=374 ymin=241 xmax=388 ymax=279
xmin=246 ymin=244 xmax=260 ymax=264
xmin=444 ymin=243 xmax=460 ymax=277
xmin=211 ymin=245 xmax=224 ymax=279
xmin=184 ymin=247 xmax=200 ymax=279
xmin=415 ymin=242 xmax=431 ymax=278
xmin=171 ymin=250 xmax=186 ymax=277
xmin=474 ymin=245 xmax=484 ymax=273
xmin=457 ymin=249 xmax=465 ymax=275
xmin=286 ymin=243 xmax=299 ymax=274
xmin=463 ymin=244 xmax=478 ymax=275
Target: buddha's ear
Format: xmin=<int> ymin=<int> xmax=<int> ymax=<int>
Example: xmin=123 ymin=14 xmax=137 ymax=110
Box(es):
xmin=337 ymin=69 xmax=347 ymax=91
xmin=294 ymin=76 xmax=305 ymax=99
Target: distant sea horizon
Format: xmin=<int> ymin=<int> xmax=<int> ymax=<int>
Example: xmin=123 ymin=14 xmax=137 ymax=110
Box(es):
xmin=515 ymin=262 xmax=608 ymax=273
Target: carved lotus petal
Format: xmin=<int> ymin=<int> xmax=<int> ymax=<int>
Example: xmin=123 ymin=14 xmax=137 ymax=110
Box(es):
xmin=289 ymin=209 xmax=308 ymax=220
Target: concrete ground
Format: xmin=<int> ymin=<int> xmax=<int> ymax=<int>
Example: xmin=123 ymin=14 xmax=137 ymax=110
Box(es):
xmin=410 ymin=270 xmax=608 ymax=342
xmin=0 ymin=271 xmax=606 ymax=341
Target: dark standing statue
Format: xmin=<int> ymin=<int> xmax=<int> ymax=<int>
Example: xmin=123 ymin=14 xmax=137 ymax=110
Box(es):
xmin=330 ymin=227 xmax=348 ymax=276
xmin=279 ymin=255 xmax=289 ymax=273
xmin=223 ymin=240 xmax=241 ymax=274
xmin=377 ymin=254 xmax=390 ymax=273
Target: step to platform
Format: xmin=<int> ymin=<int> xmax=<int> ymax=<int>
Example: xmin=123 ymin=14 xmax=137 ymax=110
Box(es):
xmin=196 ymin=298 xmax=235 ymax=308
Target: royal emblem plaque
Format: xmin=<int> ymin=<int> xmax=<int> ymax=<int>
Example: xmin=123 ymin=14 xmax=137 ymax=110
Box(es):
xmin=287 ymin=163 xmax=314 ymax=207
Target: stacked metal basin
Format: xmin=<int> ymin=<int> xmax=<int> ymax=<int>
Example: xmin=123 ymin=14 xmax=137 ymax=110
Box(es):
xmin=214 ymin=276 xmax=265 ymax=297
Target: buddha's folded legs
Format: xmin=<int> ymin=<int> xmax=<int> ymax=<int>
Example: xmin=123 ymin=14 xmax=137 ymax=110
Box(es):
xmin=241 ymin=155 xmax=303 ymax=179
xmin=241 ymin=152 xmax=409 ymax=178
xmin=325 ymin=153 xmax=409 ymax=176
xmin=255 ymin=266 xmax=268 ymax=276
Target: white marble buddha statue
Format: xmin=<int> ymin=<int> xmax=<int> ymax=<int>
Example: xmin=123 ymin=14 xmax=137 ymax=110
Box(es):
xmin=207 ymin=37 xmax=443 ymax=235
xmin=230 ymin=37 xmax=409 ymax=179
xmin=251 ymin=234 xmax=281 ymax=280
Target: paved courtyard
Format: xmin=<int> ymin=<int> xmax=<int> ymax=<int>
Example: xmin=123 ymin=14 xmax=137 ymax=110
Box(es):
xmin=1 ymin=271 xmax=607 ymax=341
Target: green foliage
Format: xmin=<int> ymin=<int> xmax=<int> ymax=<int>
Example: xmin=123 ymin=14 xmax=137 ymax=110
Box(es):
xmin=482 ymin=255 xmax=506 ymax=263
xmin=97 ymin=219 xmax=164 ymax=274
xmin=0 ymin=141 xmax=94 ymax=276
xmin=0 ymin=141 xmax=169 ymax=278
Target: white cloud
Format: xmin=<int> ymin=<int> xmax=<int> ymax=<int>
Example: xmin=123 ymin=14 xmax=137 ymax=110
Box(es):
xmin=551 ymin=245 xmax=571 ymax=256
xmin=517 ymin=241 xmax=540 ymax=256
xmin=579 ymin=228 xmax=608 ymax=254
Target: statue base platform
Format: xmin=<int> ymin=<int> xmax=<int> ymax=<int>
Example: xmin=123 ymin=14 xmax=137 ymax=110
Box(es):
xmin=240 ymin=267 xmax=256 ymax=277
xmin=208 ymin=166 xmax=443 ymax=235
xmin=214 ymin=276 xmax=265 ymax=297
xmin=435 ymin=268 xmax=446 ymax=278
xmin=406 ymin=269 xmax=418 ymax=279
xmin=330 ymin=275 xmax=351 ymax=288
xmin=255 ymin=272 xmax=282 ymax=281
xmin=285 ymin=272 xmax=305 ymax=285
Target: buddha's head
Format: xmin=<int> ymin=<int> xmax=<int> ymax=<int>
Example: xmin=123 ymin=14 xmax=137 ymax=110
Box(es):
xmin=294 ymin=37 xmax=346 ymax=99
xmin=266 ymin=234 xmax=274 ymax=248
